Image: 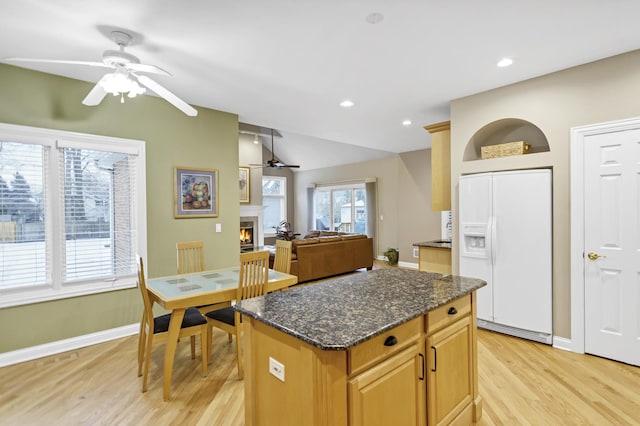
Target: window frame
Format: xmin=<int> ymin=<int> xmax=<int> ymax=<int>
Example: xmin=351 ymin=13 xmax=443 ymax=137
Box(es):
xmin=314 ymin=182 xmax=366 ymax=234
xmin=0 ymin=123 xmax=147 ymax=308
xmin=262 ymin=176 xmax=287 ymax=237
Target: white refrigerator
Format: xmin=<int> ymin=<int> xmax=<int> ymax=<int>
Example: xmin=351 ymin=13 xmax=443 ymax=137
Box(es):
xmin=459 ymin=169 xmax=552 ymax=344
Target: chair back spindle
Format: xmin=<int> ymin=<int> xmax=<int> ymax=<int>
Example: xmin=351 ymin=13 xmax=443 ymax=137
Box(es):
xmin=238 ymin=250 xmax=270 ymax=300
xmin=176 ymin=240 xmax=205 ymax=274
xmin=273 ymin=240 xmax=293 ymax=274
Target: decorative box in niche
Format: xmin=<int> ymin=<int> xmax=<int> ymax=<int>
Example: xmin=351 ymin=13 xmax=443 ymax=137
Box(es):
xmin=481 ymin=141 xmax=530 ymax=159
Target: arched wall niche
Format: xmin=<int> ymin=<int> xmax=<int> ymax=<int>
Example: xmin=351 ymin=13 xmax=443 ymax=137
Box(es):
xmin=463 ymin=118 xmax=550 ymax=161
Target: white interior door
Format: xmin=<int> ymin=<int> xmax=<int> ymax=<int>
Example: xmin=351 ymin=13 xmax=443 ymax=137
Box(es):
xmin=583 ymin=128 xmax=640 ymax=366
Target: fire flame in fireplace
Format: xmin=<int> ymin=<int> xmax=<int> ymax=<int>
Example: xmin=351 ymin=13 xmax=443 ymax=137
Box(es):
xmin=240 ymin=228 xmax=252 ymax=243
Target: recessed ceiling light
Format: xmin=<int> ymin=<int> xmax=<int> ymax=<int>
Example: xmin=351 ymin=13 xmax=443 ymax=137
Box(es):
xmin=365 ymin=12 xmax=384 ymax=24
xmin=402 ymin=119 xmax=412 ymax=126
xmin=497 ymin=58 xmax=513 ymax=68
xmin=340 ymin=99 xmax=355 ymax=108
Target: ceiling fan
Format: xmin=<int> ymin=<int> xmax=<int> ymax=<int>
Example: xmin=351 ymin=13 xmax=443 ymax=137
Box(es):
xmin=5 ymin=31 xmax=197 ymax=116
xmin=251 ymin=129 xmax=300 ymax=169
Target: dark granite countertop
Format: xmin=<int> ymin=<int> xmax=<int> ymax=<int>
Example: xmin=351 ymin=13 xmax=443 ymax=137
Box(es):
xmin=234 ymin=268 xmax=485 ymax=351
xmin=413 ymin=240 xmax=452 ymax=249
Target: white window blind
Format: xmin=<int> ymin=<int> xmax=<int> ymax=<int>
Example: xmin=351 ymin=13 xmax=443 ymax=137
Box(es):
xmin=0 ymin=141 xmax=50 ymax=289
xmin=0 ymin=123 xmax=146 ymax=308
xmin=60 ymin=148 xmax=137 ymax=282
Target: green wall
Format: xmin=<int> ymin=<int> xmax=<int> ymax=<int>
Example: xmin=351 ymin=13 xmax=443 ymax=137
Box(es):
xmin=0 ymin=64 xmax=240 ymax=352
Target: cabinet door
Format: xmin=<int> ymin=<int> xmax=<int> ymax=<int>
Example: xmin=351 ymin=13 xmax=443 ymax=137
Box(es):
xmin=425 ymin=121 xmax=451 ymax=211
xmin=349 ymin=343 xmax=425 ymax=426
xmin=427 ymin=316 xmax=473 ymax=426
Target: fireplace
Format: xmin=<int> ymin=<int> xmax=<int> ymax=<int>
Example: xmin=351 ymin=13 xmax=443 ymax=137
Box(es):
xmin=240 ymin=204 xmax=264 ymax=252
xmin=240 ymin=220 xmax=255 ymax=251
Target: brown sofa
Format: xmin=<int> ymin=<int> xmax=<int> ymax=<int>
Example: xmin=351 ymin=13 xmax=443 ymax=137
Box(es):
xmin=280 ymin=231 xmax=374 ymax=283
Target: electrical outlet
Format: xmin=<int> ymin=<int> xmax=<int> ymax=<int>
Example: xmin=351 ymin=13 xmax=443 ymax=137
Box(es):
xmin=269 ymin=357 xmax=285 ymax=382
xmin=413 ymin=247 xmax=419 ymax=258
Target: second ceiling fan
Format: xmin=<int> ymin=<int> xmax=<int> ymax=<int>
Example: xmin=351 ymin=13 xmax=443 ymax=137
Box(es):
xmin=251 ymin=129 xmax=299 ymax=169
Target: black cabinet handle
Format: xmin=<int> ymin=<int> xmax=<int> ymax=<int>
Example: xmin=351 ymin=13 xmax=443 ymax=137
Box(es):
xmin=431 ymin=345 xmax=437 ymax=372
xmin=448 ymin=307 xmax=458 ymax=315
xmin=384 ymin=335 xmax=398 ymax=346
xmin=418 ymin=353 xmax=425 ymax=380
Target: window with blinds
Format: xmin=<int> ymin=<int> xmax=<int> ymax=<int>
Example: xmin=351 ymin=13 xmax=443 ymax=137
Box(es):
xmin=0 ymin=123 xmax=146 ymax=308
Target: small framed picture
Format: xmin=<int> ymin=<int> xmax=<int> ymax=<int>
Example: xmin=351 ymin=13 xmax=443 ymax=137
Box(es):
xmin=239 ymin=166 xmax=250 ymax=203
xmin=174 ymin=167 xmax=219 ymax=218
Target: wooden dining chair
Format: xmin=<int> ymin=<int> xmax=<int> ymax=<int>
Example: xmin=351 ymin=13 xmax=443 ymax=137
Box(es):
xmin=272 ymin=239 xmax=293 ymax=274
xmin=136 ymin=256 xmax=209 ymax=393
xmin=176 ymin=240 xmax=231 ymax=314
xmin=205 ymin=250 xmax=270 ymax=379
xmin=176 ymin=240 xmax=205 ymax=274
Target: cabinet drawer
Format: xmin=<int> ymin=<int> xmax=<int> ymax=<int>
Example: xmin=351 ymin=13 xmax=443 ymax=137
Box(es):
xmin=349 ymin=317 xmax=422 ymax=376
xmin=426 ymin=295 xmax=471 ymax=334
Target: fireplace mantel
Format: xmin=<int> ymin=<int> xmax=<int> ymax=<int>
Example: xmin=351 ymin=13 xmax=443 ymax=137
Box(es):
xmin=240 ymin=205 xmax=264 ymax=248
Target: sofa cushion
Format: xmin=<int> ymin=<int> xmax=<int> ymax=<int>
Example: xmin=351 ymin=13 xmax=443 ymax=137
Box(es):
xmin=340 ymin=234 xmax=366 ymax=240
xmin=317 ymin=235 xmax=342 ymax=243
xmin=292 ymin=238 xmax=319 ymax=254
xmin=303 ymin=230 xmax=320 ymax=239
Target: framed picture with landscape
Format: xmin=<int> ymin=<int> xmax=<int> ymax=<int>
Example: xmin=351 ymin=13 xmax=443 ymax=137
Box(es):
xmin=239 ymin=166 xmax=250 ymax=203
xmin=174 ymin=166 xmax=219 ymax=218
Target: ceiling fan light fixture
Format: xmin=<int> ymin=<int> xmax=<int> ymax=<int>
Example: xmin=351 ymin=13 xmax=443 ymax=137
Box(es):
xmin=99 ymin=68 xmax=146 ymax=98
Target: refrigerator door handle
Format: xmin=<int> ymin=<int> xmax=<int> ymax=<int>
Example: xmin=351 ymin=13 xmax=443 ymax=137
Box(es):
xmin=486 ymin=218 xmax=494 ymax=261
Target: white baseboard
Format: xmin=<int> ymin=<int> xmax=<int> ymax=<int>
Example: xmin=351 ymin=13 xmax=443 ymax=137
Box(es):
xmin=398 ymin=261 xmax=418 ymax=270
xmin=552 ymin=336 xmax=574 ymax=352
xmin=376 ymin=256 xmax=418 ymax=270
xmin=478 ymin=320 xmax=553 ymax=345
xmin=0 ymin=323 xmax=139 ymax=368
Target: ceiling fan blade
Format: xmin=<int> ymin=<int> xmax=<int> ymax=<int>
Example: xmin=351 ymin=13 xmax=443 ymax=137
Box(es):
xmin=126 ymin=63 xmax=172 ymax=76
xmin=134 ymin=74 xmax=198 ymax=116
xmin=82 ymin=75 xmax=109 ymax=106
xmin=5 ymin=57 xmax=110 ymax=69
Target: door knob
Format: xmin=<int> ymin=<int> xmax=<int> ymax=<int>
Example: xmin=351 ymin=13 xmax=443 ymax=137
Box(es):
xmin=587 ymin=252 xmax=607 ymax=260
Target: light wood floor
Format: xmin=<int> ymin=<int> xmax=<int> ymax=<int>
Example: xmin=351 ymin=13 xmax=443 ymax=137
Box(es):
xmin=1 ymin=265 xmax=639 ymax=425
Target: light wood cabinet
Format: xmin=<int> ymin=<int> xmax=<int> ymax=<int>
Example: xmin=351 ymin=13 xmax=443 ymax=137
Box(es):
xmin=418 ymin=246 xmax=452 ymax=275
xmin=425 ymin=294 xmax=478 ymax=425
xmin=243 ymin=293 xmax=481 ymax=426
xmin=349 ymin=342 xmax=425 ymax=426
xmin=244 ymin=317 xmax=425 ymax=426
xmin=427 ymin=317 xmax=473 ymax=425
xmin=425 ymin=121 xmax=451 ymax=211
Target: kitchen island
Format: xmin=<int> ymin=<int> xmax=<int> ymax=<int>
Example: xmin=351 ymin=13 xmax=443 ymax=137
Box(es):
xmin=235 ymin=268 xmax=486 ymax=426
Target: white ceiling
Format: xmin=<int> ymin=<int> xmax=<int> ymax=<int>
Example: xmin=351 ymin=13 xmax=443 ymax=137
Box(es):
xmin=2 ymin=1 xmax=640 ymax=170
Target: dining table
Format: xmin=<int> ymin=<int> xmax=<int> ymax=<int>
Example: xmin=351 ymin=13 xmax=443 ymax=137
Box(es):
xmin=145 ymin=265 xmax=298 ymax=400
